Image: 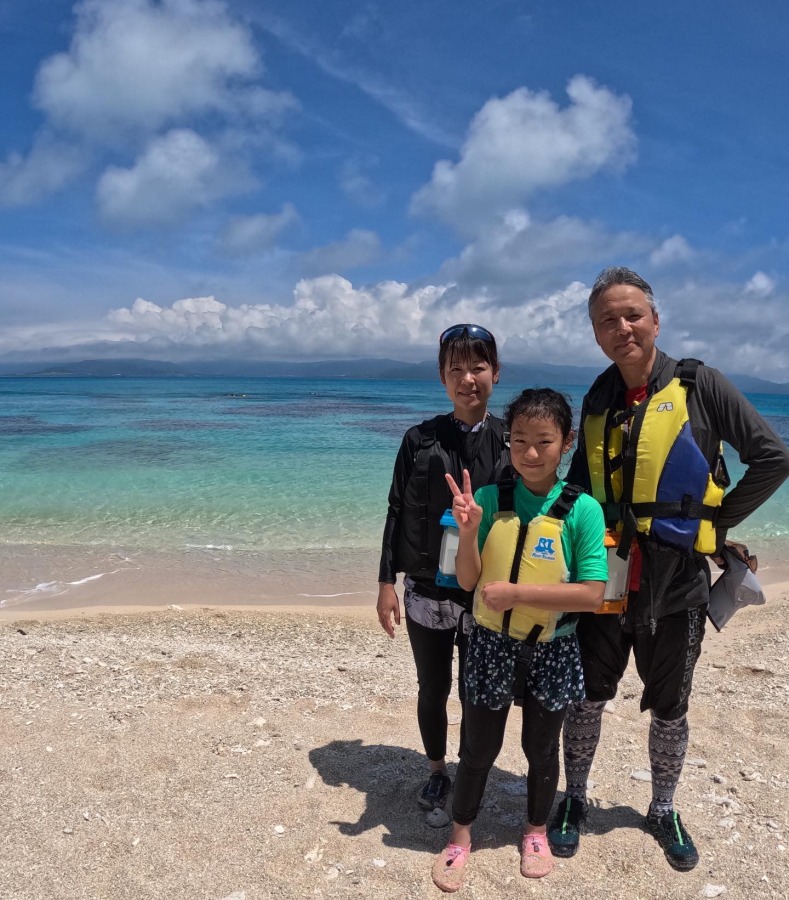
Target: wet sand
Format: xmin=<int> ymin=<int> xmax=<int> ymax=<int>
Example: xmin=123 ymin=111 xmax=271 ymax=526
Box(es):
xmin=2 ymin=541 xmax=788 ymax=621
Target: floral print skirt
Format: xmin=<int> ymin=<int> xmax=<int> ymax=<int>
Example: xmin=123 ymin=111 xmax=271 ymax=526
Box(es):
xmin=464 ymin=624 xmax=585 ymax=712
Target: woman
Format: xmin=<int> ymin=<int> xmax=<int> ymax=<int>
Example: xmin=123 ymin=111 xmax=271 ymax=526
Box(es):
xmin=377 ymin=324 xmax=509 ymax=811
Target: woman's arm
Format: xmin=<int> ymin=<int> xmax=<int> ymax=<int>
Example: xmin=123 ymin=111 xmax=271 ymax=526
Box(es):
xmin=377 ymin=429 xmax=418 ymax=584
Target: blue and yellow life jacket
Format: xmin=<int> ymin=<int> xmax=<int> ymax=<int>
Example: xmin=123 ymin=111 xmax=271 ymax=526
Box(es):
xmin=473 ymin=481 xmax=580 ymax=641
xmin=583 ymin=359 xmax=728 ymax=557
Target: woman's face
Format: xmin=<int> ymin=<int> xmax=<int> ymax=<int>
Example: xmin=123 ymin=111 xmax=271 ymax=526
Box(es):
xmin=440 ymin=352 xmax=498 ymax=424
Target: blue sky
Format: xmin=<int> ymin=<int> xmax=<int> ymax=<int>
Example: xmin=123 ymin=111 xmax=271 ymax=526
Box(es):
xmin=1 ymin=0 xmax=788 ymax=378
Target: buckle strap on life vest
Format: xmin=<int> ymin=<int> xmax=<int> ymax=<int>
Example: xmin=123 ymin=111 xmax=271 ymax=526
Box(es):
xmin=497 ymin=478 xmax=516 ymax=514
xmin=501 ymin=520 xmax=529 ymax=638
xmin=629 ymin=499 xmax=720 ymax=521
xmin=614 ymin=498 xmax=719 ymax=561
xmin=616 ymin=505 xmax=640 ymax=560
xmin=676 ymin=357 xmax=701 ymax=387
xmin=546 ymin=483 xmax=583 ymax=520
xmin=513 ymin=624 xmax=544 ymax=708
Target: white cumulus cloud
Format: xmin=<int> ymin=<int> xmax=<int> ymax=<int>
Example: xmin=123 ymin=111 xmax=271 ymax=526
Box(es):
xmin=440 ymin=210 xmax=645 ymax=295
xmin=96 ymin=129 xmax=249 ymax=226
xmin=620 ymin=276 xmax=789 ymax=380
xmin=4 ymin=270 xmax=789 ymax=380
xmin=3 ymin=0 xmax=297 ymax=210
xmin=411 ymin=76 xmax=636 ymax=232
xmin=100 ymin=276 xmax=600 ymax=364
xmin=33 ymin=0 xmax=280 ymax=143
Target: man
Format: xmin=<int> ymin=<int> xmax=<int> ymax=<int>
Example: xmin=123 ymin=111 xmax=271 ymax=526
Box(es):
xmin=547 ymin=266 xmax=789 ymax=870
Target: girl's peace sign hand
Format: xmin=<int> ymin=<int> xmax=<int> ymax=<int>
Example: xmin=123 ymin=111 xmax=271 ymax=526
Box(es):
xmin=445 ymin=469 xmax=482 ymax=534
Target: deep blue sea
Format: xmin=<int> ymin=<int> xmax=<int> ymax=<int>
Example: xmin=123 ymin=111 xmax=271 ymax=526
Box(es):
xmin=2 ymin=376 xmax=788 ymax=609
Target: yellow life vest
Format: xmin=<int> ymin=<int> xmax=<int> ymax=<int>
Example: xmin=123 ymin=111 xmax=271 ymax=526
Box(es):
xmin=584 ymin=360 xmax=727 ymax=556
xmin=473 ymin=482 xmax=580 ymax=641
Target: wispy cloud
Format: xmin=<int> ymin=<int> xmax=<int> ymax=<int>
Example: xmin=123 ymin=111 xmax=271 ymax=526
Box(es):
xmin=252 ymin=10 xmax=457 ymax=147
xmin=650 ymin=235 xmax=695 ymax=267
xmin=744 ymin=271 xmax=776 ymax=297
xmin=0 ymin=134 xmax=88 ymax=208
xmin=217 ymin=204 xmax=301 ymax=256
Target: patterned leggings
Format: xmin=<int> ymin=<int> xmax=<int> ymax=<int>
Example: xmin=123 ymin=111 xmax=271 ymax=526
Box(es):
xmin=563 ymin=699 xmax=689 ymax=816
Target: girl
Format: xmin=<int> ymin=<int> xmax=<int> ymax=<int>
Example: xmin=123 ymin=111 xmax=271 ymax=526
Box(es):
xmin=432 ymin=388 xmax=607 ymax=890
xmin=377 ymin=325 xmax=509 ymax=811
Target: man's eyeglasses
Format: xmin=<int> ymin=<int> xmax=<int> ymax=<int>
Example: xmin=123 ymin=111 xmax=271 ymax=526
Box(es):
xmin=439 ymin=324 xmax=495 ymax=345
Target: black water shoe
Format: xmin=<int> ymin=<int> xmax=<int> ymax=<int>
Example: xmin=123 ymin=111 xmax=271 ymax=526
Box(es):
xmin=547 ymin=797 xmax=587 ymax=857
xmin=419 ymin=771 xmax=452 ymax=809
xmin=646 ymin=810 xmax=699 ymax=871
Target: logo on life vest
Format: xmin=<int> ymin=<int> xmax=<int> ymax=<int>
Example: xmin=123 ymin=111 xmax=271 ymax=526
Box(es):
xmin=656 ymin=402 xmax=674 ymax=412
xmin=531 ymin=537 xmax=556 ymax=560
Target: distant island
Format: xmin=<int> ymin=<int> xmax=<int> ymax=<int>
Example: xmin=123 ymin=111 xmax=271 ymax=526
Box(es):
xmin=1 ymin=356 xmax=787 ymax=394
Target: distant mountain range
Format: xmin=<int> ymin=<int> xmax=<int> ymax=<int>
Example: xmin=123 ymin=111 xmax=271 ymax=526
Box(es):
xmin=1 ymin=356 xmax=788 ymax=394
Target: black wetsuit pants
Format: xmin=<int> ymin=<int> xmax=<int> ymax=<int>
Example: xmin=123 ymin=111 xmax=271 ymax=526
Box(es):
xmin=405 ymin=613 xmax=468 ymax=762
xmin=452 ymin=692 xmax=567 ymax=827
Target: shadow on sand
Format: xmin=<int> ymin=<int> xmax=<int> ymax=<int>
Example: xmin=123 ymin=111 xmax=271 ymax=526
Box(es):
xmin=309 ymin=739 xmax=644 ymax=854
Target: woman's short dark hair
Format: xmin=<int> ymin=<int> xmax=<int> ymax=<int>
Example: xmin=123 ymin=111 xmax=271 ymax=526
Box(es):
xmin=438 ymin=325 xmax=499 ymax=374
xmin=504 ymin=388 xmax=573 ymax=439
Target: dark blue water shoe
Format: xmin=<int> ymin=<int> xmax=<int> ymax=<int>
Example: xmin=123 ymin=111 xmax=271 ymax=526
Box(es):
xmin=418 ymin=771 xmax=452 ymax=809
xmin=646 ymin=810 xmax=699 ymax=871
xmin=547 ymin=797 xmax=587 ymax=858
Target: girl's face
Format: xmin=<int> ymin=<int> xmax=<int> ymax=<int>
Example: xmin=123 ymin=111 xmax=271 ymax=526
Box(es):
xmin=440 ymin=352 xmax=498 ymax=425
xmin=509 ymin=414 xmax=574 ymax=496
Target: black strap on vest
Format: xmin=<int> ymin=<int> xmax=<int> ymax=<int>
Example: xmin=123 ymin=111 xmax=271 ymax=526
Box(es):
xmin=495 ymin=481 xmax=582 ymax=707
xmin=676 ymin=357 xmax=700 ymax=388
xmin=512 ymin=623 xmax=544 ymax=707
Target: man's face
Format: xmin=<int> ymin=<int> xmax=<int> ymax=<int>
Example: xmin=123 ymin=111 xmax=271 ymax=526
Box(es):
xmin=591 ymin=284 xmax=660 ymax=371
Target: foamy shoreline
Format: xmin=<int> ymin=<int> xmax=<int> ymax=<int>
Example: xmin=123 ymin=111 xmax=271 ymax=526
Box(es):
xmin=0 ymin=543 xmax=379 ymax=619
xmin=2 ymin=539 xmax=788 ymax=623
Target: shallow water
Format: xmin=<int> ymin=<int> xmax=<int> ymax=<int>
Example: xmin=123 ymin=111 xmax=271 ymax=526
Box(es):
xmin=2 ymin=375 xmax=788 ymax=610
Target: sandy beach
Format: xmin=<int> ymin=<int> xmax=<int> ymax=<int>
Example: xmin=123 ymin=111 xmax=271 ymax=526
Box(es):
xmin=1 ymin=578 xmax=788 ymax=900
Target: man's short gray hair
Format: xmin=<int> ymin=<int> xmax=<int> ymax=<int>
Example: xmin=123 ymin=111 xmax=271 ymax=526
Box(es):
xmin=587 ymin=266 xmax=658 ymax=321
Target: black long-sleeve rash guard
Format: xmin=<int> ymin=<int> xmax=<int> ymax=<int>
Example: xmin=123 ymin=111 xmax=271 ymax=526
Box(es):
xmin=378 ymin=413 xmax=509 ymax=588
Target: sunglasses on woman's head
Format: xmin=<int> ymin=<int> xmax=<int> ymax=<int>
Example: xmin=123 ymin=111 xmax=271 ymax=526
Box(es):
xmin=439 ymin=324 xmax=495 ymax=344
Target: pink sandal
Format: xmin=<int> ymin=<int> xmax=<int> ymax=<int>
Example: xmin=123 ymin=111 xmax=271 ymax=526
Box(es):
xmin=432 ymin=842 xmax=471 ymax=892
xmin=520 ymin=831 xmax=555 ymax=878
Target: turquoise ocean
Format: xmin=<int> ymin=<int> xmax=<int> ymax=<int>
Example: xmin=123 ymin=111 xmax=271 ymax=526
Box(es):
xmin=2 ymin=376 xmax=788 ymax=611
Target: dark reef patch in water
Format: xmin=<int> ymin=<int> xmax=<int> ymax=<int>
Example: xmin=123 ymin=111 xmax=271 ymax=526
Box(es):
xmin=220 ymin=399 xmax=415 ymax=419
xmin=132 ymin=418 xmax=240 ymax=432
xmin=0 ymin=415 xmax=92 ymax=436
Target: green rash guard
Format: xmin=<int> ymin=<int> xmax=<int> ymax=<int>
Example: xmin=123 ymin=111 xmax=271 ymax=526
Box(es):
xmin=474 ymin=478 xmax=609 ymax=586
